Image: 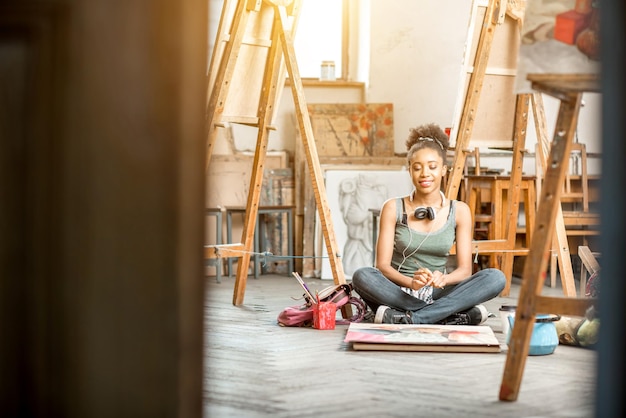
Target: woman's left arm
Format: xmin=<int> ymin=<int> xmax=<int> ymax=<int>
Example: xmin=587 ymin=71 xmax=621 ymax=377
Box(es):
xmin=438 ymin=200 xmax=474 ymax=286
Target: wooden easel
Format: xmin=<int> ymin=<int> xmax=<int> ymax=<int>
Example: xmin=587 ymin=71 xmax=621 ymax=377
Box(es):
xmin=445 ymin=0 xmax=508 ymax=200
xmin=447 ymin=0 xmax=581 ymax=298
xmin=204 ymin=0 xmax=347 ymax=306
xmin=445 ymin=0 xmax=534 ymax=295
xmin=499 ymin=73 xmax=598 ymax=401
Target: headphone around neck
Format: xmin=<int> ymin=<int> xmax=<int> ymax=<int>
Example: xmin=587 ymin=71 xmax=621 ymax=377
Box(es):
xmin=412 ymin=191 xmax=445 ymax=221
xmin=414 ymin=206 xmax=436 ymax=220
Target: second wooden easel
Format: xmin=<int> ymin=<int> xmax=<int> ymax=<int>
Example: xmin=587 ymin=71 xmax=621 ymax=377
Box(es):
xmin=204 ymin=0 xmax=347 ymax=306
xmin=445 ymin=0 xmax=532 ymax=295
xmin=445 ymin=0 xmax=579 ymax=296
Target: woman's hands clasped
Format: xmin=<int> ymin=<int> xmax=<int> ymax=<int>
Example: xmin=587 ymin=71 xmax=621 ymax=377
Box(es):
xmin=411 ymin=268 xmax=446 ymax=290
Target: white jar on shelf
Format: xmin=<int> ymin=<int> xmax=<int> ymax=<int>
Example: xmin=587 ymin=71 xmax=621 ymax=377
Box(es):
xmin=320 ymin=60 xmax=336 ymax=81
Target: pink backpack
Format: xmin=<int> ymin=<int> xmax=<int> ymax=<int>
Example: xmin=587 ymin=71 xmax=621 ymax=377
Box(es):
xmin=277 ymin=283 xmax=367 ymax=327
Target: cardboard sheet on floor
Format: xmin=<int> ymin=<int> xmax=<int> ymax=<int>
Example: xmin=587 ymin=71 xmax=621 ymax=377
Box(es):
xmin=344 ymin=322 xmax=501 ymax=353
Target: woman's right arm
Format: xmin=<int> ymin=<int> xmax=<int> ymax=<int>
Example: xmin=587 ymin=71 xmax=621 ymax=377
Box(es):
xmin=375 ymin=198 xmax=415 ymax=289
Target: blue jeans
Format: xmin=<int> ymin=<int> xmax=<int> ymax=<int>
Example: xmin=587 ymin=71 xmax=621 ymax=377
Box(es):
xmin=351 ymin=266 xmax=506 ymax=324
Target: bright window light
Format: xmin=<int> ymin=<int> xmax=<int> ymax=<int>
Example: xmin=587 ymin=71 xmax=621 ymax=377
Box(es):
xmin=294 ymin=0 xmax=343 ymax=79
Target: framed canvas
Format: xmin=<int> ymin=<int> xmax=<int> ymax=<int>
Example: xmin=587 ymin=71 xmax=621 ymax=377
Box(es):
xmin=307 ymin=103 xmax=394 ymax=157
xmin=318 ymin=167 xmax=413 ymax=280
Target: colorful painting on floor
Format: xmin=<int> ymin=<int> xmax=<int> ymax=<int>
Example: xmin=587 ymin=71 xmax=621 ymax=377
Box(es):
xmin=344 ymin=323 xmax=501 ymax=353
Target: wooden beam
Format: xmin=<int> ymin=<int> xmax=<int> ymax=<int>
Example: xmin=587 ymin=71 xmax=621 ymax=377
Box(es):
xmin=535 ymin=295 xmax=595 ymax=317
xmin=205 ymin=244 xmax=245 ymax=259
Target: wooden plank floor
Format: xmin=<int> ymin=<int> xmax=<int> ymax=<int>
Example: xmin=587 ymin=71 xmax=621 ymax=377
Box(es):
xmin=204 ymin=273 xmax=596 ymax=418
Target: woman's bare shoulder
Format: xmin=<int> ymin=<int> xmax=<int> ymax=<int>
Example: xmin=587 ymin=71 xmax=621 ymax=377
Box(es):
xmin=454 ymin=199 xmax=470 ymax=213
xmin=380 ymin=196 xmax=404 ymax=217
xmin=452 ymin=199 xmax=471 ymax=220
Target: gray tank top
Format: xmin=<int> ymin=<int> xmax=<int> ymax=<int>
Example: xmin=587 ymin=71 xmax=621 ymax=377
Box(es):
xmin=391 ymin=198 xmax=456 ymax=277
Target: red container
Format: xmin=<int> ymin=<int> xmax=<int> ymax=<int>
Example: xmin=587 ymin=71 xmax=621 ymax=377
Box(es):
xmin=554 ymin=10 xmax=592 ymax=45
xmin=313 ymin=301 xmax=336 ymax=330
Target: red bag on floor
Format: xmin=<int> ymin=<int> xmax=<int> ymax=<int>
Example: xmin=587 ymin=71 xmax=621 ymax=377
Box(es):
xmin=277 ymin=283 xmax=366 ymax=327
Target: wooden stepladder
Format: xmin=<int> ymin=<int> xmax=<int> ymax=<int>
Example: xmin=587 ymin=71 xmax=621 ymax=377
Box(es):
xmin=204 ymin=0 xmax=347 ymax=306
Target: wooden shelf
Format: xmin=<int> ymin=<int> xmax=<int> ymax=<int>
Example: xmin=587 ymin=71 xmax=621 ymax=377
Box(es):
xmin=285 ymin=78 xmax=365 ymax=88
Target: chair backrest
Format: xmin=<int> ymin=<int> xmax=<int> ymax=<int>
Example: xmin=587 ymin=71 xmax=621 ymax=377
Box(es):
xmin=562 ymin=143 xmax=590 ymax=212
xmin=535 ymin=143 xmax=591 ymax=213
xmin=462 ymin=147 xmax=481 ymax=176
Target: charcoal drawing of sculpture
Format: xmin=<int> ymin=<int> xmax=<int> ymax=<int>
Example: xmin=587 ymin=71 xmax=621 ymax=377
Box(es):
xmin=338 ymin=174 xmax=388 ymax=276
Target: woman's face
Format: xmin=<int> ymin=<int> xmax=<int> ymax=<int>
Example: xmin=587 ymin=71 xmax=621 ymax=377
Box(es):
xmin=408 ymin=147 xmax=446 ymax=194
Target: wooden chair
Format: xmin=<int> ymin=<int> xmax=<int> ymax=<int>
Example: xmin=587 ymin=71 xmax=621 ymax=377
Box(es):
xmin=578 ymin=245 xmax=601 ymax=297
xmin=462 ymin=148 xmax=495 ymax=240
xmin=535 ymin=143 xmax=600 ymax=288
xmin=560 ymin=143 xmax=600 ymax=233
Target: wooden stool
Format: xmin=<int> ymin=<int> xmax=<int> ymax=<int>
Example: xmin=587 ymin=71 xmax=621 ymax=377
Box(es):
xmin=466 ymin=175 xmax=535 ymax=240
xmin=536 ymin=143 xmax=601 ymax=289
xmin=465 ymin=174 xmax=536 ymax=283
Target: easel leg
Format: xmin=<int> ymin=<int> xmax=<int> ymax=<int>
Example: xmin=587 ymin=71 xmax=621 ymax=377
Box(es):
xmin=276 ymin=6 xmax=346 ymax=286
xmin=232 ymin=1 xmax=286 ymax=305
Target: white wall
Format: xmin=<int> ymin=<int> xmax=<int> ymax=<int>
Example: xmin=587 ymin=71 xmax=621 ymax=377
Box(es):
xmin=367 ymin=0 xmax=473 ymax=154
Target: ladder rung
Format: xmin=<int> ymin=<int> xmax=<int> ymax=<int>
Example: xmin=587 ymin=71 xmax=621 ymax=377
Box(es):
xmin=216 ymin=115 xmax=276 ymax=130
xmin=219 ymin=34 xmax=272 ymax=48
xmin=242 ymin=36 xmax=272 ymax=48
xmin=220 ymin=115 xmax=259 ymax=125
